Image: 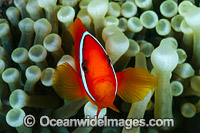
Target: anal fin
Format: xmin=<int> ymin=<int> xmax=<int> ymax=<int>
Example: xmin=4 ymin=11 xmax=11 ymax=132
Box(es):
xmin=109 ymin=104 xmax=120 ymax=113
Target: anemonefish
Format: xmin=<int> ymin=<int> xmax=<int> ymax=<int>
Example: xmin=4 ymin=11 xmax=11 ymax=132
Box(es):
xmin=53 ymin=18 xmax=157 ymax=117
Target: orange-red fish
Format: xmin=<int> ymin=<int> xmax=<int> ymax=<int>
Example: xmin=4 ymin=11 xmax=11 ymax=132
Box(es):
xmin=53 ymin=18 xmax=157 ymax=117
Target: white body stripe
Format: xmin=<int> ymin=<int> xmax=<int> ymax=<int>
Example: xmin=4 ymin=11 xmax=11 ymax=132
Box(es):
xmin=79 ymin=31 xmax=118 ymax=101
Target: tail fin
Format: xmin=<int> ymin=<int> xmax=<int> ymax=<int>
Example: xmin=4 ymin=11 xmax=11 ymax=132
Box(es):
xmin=67 ymin=18 xmax=87 ymax=40
xmin=96 ymin=107 xmax=102 ymax=119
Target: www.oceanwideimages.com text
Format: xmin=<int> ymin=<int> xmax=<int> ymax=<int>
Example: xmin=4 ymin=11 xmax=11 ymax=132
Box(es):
xmin=23 ymin=115 xmax=174 ymax=129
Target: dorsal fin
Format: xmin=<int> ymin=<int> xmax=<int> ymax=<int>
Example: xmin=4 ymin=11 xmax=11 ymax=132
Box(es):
xmin=67 ymin=18 xmax=87 ymax=41
xmin=67 ymin=18 xmax=88 ymax=75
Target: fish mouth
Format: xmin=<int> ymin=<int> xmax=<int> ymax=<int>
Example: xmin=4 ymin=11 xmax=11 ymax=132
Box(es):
xmin=93 ymin=75 xmax=112 ymax=85
xmin=93 ymin=76 xmax=114 ymax=102
xmin=98 ymin=95 xmax=106 ymax=102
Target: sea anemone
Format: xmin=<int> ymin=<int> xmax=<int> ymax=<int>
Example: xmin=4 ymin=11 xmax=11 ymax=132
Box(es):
xmin=0 ymin=0 xmax=200 ymax=132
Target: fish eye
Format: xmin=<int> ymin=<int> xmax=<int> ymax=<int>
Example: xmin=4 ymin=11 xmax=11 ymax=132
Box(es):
xmin=108 ymin=58 xmax=111 ymax=64
xmin=82 ymin=61 xmax=88 ymax=73
xmin=82 ymin=65 xmax=88 ymax=72
xmin=104 ymin=54 xmax=111 ymax=65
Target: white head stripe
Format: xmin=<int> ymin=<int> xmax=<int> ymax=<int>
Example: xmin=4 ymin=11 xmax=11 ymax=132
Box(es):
xmin=79 ymin=31 xmax=96 ymax=101
xmin=79 ymin=31 xmax=118 ymax=102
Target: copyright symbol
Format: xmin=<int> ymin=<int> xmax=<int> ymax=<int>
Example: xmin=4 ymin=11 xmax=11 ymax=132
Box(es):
xmin=24 ymin=115 xmax=35 ymax=127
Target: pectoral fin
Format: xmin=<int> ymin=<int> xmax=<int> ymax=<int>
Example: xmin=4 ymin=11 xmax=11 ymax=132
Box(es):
xmin=116 ymin=67 xmax=157 ymax=103
xmin=53 ymin=62 xmax=85 ymax=101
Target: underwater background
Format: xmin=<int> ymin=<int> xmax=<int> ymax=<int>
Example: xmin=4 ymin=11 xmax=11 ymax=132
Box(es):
xmin=0 ymin=0 xmax=200 ymax=132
